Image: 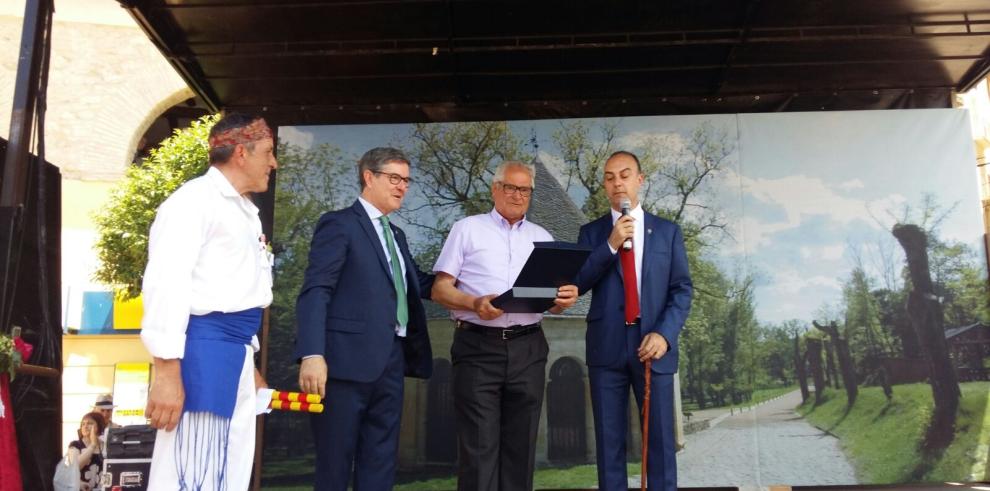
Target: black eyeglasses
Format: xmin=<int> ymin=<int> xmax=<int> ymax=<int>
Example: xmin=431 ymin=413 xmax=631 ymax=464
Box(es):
xmin=497 ymin=182 xmax=533 ymax=197
xmin=373 ymin=171 xmax=412 ymax=186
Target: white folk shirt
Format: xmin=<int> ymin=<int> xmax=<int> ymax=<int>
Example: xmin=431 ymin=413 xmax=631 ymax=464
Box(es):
xmin=140 ymin=166 xmax=273 ymax=359
xmin=609 ymin=204 xmax=645 ymax=298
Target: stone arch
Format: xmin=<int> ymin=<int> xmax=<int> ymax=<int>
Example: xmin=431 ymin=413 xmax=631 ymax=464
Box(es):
xmin=0 ymin=16 xmax=200 ymax=180
xmin=546 ymin=356 xmax=587 ymax=463
xmin=124 ymin=86 xmax=198 ymax=165
xmin=425 ymin=358 xmax=456 ymax=463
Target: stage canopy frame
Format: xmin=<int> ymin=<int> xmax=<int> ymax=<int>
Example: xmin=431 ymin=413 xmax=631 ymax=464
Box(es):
xmin=120 ymin=0 xmax=990 ymax=125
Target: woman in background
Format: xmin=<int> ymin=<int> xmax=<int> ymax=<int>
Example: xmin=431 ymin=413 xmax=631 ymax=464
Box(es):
xmin=66 ymin=411 xmax=106 ymax=490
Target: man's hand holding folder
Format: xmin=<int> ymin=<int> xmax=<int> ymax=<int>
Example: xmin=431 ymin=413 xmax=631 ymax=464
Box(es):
xmin=490 ymin=241 xmax=590 ymax=313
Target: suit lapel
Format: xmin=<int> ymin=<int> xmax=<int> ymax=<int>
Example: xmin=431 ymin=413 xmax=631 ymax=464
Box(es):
xmin=351 ymin=201 xmax=392 ymax=278
xmin=595 ymin=214 xmax=623 ymax=280
xmin=641 ymin=213 xmax=657 ymax=283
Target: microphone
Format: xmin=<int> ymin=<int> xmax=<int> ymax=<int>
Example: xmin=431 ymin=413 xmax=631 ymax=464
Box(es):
xmin=620 ymin=198 xmax=633 ymax=250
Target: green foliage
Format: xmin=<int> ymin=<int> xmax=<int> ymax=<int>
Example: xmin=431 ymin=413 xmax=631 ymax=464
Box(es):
xmin=550 ymin=119 xmax=618 ymax=219
xmin=883 ymin=194 xmax=989 ymax=329
xmin=679 ymin=256 xmax=729 ymax=408
xmin=757 ymin=324 xmax=798 ymax=386
xmin=843 ymin=267 xmax=898 ymax=382
xmin=825 ymin=195 xmax=988 ymax=393
xmin=799 ymin=383 xmax=990 ymax=483
xmin=723 ymin=279 xmax=759 ymax=401
xmin=679 ymin=262 xmax=770 ymax=408
xmin=928 ymin=382 xmax=990 ymax=480
xmin=92 ymin=114 xmax=219 ymax=299
xmin=0 ymin=334 xmax=23 ymax=380
xmin=873 ymin=287 xmax=919 ymax=358
xmin=930 ymin=240 xmax=990 ymax=327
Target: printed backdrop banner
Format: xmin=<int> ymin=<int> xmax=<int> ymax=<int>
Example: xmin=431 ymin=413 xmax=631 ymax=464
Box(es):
xmin=261 ymin=109 xmax=987 ymax=488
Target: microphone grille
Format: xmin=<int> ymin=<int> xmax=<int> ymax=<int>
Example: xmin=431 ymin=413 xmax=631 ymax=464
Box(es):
xmin=619 ymin=198 xmax=632 ymax=211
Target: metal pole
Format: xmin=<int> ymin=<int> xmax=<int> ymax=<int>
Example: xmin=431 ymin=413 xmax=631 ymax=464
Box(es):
xmin=1 ymin=0 xmax=46 ymax=207
xmin=0 ymin=0 xmax=51 ymax=334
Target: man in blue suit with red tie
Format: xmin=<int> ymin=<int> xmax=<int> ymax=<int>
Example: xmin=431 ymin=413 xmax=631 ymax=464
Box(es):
xmin=575 ymin=150 xmax=693 ymax=491
xmin=294 ymin=147 xmax=434 ymax=490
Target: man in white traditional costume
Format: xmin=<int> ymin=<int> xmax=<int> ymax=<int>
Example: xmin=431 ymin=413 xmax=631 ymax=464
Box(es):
xmin=140 ymin=113 xmax=278 ymax=490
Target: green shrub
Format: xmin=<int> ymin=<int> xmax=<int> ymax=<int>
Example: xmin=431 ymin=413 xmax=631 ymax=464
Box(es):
xmin=93 ymin=114 xmax=219 ymax=299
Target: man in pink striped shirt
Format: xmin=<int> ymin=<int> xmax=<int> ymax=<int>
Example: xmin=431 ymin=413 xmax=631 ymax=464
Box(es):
xmin=432 ymin=160 xmax=579 ymax=491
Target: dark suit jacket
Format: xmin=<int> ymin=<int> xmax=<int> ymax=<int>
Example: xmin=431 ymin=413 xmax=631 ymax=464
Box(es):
xmin=294 ymin=200 xmax=434 ymax=382
xmin=575 ymin=211 xmax=693 ymax=373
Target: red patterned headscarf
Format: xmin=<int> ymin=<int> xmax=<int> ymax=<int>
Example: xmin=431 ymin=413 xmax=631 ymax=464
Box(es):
xmin=208 ymin=118 xmax=273 ymax=149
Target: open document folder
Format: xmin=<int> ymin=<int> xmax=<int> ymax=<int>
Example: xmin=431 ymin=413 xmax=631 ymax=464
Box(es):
xmin=490 ymin=241 xmax=591 ymax=313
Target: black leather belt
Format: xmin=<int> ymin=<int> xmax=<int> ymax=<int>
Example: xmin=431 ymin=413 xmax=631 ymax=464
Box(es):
xmin=456 ymin=320 xmax=541 ymax=340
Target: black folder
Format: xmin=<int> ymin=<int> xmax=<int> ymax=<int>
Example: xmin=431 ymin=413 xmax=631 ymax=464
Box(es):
xmin=490 ymin=241 xmax=591 ymax=313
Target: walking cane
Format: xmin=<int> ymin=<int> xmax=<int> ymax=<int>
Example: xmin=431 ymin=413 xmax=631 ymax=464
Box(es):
xmin=641 ymin=359 xmax=652 ymax=491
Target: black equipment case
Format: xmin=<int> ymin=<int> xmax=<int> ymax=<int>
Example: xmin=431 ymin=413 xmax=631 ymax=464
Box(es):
xmin=100 ymin=424 xmax=156 ymax=490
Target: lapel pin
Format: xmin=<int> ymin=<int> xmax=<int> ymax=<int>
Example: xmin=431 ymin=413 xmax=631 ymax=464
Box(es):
xmin=647 ymin=229 xmax=653 ymax=235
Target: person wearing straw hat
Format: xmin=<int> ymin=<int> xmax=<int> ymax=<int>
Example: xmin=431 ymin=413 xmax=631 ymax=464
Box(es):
xmin=91 ymin=394 xmax=120 ymax=429
xmin=575 ymin=151 xmax=693 ymax=491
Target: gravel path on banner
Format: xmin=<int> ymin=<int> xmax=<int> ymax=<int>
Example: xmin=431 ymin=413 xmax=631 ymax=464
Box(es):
xmin=628 ymin=389 xmax=858 ymax=488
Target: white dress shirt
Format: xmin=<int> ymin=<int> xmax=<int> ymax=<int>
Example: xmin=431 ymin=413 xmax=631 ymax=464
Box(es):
xmin=357 ymin=196 xmax=409 ymax=337
xmin=609 ymin=204 xmax=645 ymax=297
xmin=140 ymin=166 xmax=273 ymax=359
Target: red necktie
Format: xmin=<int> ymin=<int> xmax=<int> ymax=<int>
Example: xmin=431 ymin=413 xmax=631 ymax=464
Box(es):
xmin=619 ymin=243 xmax=640 ymax=324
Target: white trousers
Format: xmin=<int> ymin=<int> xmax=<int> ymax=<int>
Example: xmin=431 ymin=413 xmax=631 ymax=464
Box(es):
xmin=147 ymin=346 xmax=256 ymax=491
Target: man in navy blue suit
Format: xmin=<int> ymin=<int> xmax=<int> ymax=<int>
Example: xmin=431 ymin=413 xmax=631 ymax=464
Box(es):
xmin=294 ymin=147 xmax=434 ymax=490
xmin=575 ymin=150 xmax=693 ymax=491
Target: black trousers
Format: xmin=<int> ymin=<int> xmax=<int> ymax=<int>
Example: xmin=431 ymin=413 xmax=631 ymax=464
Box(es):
xmin=451 ymin=326 xmax=549 ymax=491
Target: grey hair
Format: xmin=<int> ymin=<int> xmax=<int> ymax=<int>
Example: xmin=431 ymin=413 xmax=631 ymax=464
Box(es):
xmin=358 ymin=147 xmax=410 ymax=190
xmin=492 ymin=160 xmax=535 ymax=187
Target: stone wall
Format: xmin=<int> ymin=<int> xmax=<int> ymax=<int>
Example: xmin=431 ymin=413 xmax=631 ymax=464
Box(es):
xmin=0 ymin=4 xmax=191 ymax=180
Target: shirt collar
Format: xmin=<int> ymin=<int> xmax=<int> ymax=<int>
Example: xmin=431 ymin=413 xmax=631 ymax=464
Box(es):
xmin=610 ymin=202 xmax=644 ymax=223
xmin=489 ymin=207 xmax=527 ymax=229
xmin=358 ymin=196 xmax=386 ymax=221
xmin=207 ymin=166 xmax=258 ymax=213
xmin=207 ymin=166 xmax=239 ymax=197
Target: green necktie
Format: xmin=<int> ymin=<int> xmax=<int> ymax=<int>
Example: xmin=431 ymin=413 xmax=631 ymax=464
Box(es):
xmin=379 ymin=215 xmax=409 ymax=327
